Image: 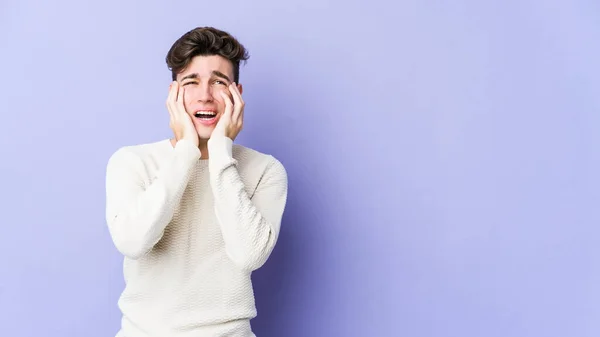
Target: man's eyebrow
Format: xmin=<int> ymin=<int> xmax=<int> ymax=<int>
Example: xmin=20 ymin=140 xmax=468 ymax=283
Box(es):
xmin=180 ymin=71 xmax=231 ymax=82
xmin=212 ymin=71 xmax=231 ymax=82
xmin=180 ymin=73 xmax=199 ymax=81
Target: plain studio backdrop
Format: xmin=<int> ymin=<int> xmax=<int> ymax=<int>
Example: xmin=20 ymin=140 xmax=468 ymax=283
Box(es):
xmin=1 ymin=0 xmax=599 ymax=336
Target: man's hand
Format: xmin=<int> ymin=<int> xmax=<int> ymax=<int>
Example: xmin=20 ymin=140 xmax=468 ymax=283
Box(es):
xmin=214 ymin=83 xmax=244 ymax=141
xmin=167 ymin=81 xmax=199 ymax=147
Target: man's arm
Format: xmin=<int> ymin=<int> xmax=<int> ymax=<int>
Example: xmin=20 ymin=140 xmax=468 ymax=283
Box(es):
xmin=105 ymin=139 xmax=201 ymax=259
xmin=207 ymin=135 xmax=288 ymax=271
xmin=105 ymin=81 xmax=200 ymax=259
xmin=106 ymin=139 xmax=200 ymax=259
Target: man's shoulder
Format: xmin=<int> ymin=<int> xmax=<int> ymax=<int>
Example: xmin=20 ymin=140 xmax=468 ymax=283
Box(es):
xmin=232 ymin=144 xmax=287 ymax=177
xmin=107 ymin=138 xmax=170 ymax=166
xmin=232 ymin=143 xmax=280 ymax=164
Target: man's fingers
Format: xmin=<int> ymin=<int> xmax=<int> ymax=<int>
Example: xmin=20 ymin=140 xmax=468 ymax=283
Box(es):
xmin=174 ymin=81 xmax=181 ymax=101
xmin=229 ymin=84 xmax=244 ymax=121
xmin=167 ymin=82 xmax=177 ymax=122
xmin=177 ymin=85 xmax=186 ymax=117
xmin=229 ymin=84 xmax=244 ymax=105
xmin=167 ymin=81 xmax=176 ymax=106
xmin=220 ymin=91 xmax=233 ymax=120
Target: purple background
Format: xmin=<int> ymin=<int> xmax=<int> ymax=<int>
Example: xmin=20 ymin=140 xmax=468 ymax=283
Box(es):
xmin=1 ymin=1 xmax=599 ymax=336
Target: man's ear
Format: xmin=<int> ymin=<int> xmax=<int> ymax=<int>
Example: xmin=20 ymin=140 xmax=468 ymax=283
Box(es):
xmin=237 ymin=83 xmax=243 ymax=95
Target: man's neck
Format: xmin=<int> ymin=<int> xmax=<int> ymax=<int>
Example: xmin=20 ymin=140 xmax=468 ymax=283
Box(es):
xmin=198 ymin=140 xmax=209 ymax=159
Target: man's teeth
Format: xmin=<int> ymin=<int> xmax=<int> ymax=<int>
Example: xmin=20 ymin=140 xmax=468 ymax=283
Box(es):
xmin=195 ymin=112 xmax=216 ymax=119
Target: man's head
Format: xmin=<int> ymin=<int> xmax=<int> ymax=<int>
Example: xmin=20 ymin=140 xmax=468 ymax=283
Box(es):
xmin=166 ymin=27 xmax=249 ymax=140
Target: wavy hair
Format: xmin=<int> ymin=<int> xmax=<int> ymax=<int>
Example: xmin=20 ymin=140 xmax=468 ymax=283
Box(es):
xmin=165 ymin=27 xmax=249 ymax=82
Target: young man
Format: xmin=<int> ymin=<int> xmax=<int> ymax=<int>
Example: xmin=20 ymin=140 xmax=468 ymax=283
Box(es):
xmin=104 ymin=26 xmax=288 ymax=337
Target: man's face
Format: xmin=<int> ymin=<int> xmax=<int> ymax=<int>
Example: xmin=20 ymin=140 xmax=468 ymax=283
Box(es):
xmin=176 ymin=55 xmax=242 ymax=140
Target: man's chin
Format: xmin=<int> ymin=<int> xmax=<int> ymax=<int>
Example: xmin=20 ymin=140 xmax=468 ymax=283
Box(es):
xmin=195 ymin=128 xmax=214 ymax=141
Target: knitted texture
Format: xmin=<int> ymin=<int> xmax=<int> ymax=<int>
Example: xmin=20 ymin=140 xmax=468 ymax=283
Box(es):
xmin=105 ymin=135 xmax=288 ymax=337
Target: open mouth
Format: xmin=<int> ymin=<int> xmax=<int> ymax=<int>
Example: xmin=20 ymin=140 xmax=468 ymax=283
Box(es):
xmin=194 ymin=111 xmax=217 ymax=120
xmin=193 ymin=110 xmax=218 ymax=126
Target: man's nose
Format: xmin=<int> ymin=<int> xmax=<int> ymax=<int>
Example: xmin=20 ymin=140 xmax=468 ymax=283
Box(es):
xmin=196 ymin=84 xmax=213 ymax=102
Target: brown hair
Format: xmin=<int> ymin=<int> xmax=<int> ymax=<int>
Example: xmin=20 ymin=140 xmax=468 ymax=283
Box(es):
xmin=165 ymin=26 xmax=249 ymax=82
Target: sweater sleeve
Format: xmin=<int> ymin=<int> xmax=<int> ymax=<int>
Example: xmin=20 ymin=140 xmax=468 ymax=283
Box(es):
xmin=207 ymin=135 xmax=289 ymax=271
xmin=105 ymin=139 xmax=201 ymax=259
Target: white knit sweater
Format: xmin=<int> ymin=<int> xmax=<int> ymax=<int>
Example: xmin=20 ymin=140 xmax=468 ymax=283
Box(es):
xmin=104 ymin=135 xmax=288 ymax=337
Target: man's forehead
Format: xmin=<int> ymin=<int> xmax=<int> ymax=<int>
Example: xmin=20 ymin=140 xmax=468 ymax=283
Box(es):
xmin=180 ymin=56 xmax=233 ymax=76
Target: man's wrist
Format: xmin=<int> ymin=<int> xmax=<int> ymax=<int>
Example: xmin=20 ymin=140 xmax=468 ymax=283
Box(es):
xmin=175 ymin=138 xmax=202 ymax=159
xmin=207 ymin=134 xmax=233 ymax=159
